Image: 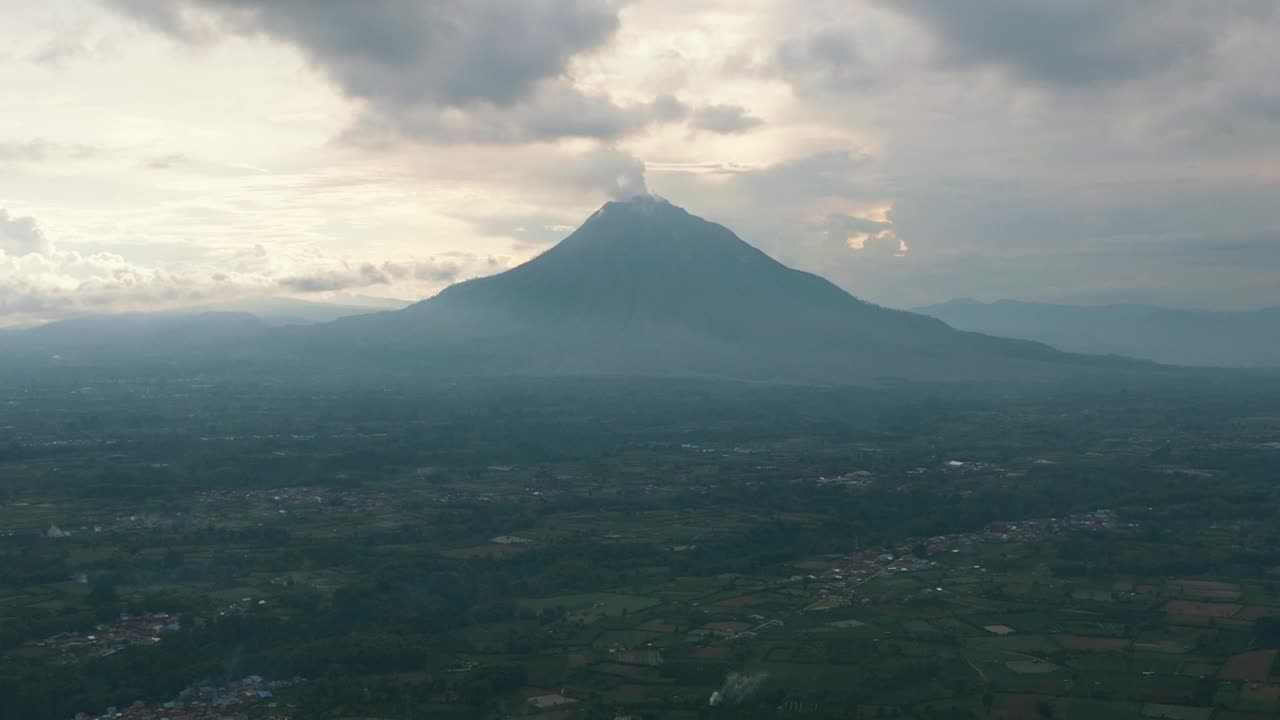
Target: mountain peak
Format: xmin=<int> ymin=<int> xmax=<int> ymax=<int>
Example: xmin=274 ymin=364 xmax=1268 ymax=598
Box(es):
xmin=550 ymin=195 xmax=766 ymax=268
xmin=598 ymin=193 xmax=674 ymax=212
xmin=328 ymin=198 xmax=1098 ymax=384
xmin=585 ymin=194 xmax=683 ymax=227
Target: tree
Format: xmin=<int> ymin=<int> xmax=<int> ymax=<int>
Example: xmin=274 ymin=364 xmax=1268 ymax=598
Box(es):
xmin=88 ymin=582 xmax=119 ymax=607
xmin=1255 ymin=616 xmax=1280 ymax=647
xmin=1035 ymin=699 xmax=1055 ymax=719
xmin=163 ymin=548 xmax=184 ymax=569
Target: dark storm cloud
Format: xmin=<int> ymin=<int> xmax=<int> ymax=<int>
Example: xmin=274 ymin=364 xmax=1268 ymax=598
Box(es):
xmin=106 ymin=0 xmax=625 ymax=106
xmin=873 ymin=0 xmax=1277 ymax=89
xmin=689 ymin=104 xmax=763 ymax=134
xmin=346 ymin=89 xmax=686 ymax=145
xmin=104 ymin=0 xmax=651 ymax=143
xmin=105 ymin=0 xmax=209 ymax=39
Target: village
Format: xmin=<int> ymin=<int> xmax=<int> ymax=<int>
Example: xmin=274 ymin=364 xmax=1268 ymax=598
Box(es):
xmin=797 ymin=509 xmax=1126 ymax=612
xmin=71 ymin=676 xmax=302 ymax=720
xmin=24 ymin=613 xmax=181 ymax=663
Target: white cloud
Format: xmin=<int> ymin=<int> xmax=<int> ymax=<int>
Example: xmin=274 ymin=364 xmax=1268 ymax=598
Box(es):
xmin=689 ymin=104 xmax=763 ymax=134
xmin=0 ymin=208 xmax=507 ymax=326
xmin=0 ymin=209 xmax=53 ymax=256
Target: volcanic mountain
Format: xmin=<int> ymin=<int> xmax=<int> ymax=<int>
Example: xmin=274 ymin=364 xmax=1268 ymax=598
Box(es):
xmin=294 ymin=196 xmax=1117 ymax=384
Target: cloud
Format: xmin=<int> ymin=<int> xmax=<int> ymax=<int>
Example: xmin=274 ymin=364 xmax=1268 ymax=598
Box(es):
xmin=383 ymin=256 xmax=500 ymax=284
xmin=776 ymin=28 xmax=879 ymax=93
xmin=0 ymin=209 xmax=52 ymax=256
xmin=143 ymin=153 xmax=188 ymax=170
xmin=826 ymin=213 xmax=908 ymax=257
xmin=0 ymin=244 xmax=232 ymax=320
xmin=871 ymin=0 xmax=1276 ymax=90
xmin=448 ymin=208 xmax=579 ymax=247
xmin=553 ymin=145 xmax=649 ymax=200
xmin=102 ymin=0 xmax=661 ymax=143
xmin=388 ymin=259 xmax=461 ymax=284
xmin=689 ymin=103 xmax=763 ymax=134
xmin=103 ymin=0 xmax=215 ymax=41
xmin=28 ymin=22 xmax=113 ymax=67
xmin=0 ymin=140 xmax=104 ymax=165
xmin=276 ymin=263 xmax=390 ymax=292
xmin=346 ymin=87 xmax=686 ymax=145
xmin=655 ymin=150 xmax=876 ymax=220
xmin=0 ymin=141 xmax=52 ymax=163
xmin=276 ymin=255 xmax=508 ymax=293
xmin=0 ymin=209 xmax=505 ymax=325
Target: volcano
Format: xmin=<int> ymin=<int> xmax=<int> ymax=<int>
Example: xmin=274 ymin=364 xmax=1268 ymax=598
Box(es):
xmin=298 ymin=196 xmax=1111 ymax=384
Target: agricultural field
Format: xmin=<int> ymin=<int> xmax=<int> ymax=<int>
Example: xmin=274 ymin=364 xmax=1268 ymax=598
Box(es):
xmin=2 ymin=376 xmax=1280 ymax=719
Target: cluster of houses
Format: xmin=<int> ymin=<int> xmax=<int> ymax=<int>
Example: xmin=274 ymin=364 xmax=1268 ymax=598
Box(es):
xmin=906 ymin=508 xmax=1123 ymax=556
xmin=71 ymin=676 xmax=302 ymax=720
xmin=193 ymin=486 xmax=390 ymax=518
xmin=798 ymin=509 xmax=1127 ymax=611
xmin=25 ymin=612 xmax=180 ymax=662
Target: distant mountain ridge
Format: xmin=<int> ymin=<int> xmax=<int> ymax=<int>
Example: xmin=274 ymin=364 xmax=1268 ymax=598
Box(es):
xmin=161 ymin=296 xmax=408 ymax=326
xmin=5 ymin=312 xmax=270 ymax=364
xmin=917 ymin=299 xmax=1280 ymax=368
xmin=0 ymin=297 xmax=402 ymax=364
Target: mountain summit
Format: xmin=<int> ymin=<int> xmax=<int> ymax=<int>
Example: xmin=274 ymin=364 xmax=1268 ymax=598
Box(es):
xmin=306 ymin=199 xmax=1104 ymax=383
xmin=418 ymin=195 xmax=892 ymax=330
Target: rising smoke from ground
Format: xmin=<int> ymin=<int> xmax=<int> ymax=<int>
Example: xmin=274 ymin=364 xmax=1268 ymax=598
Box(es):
xmin=708 ymin=671 xmax=768 ymax=706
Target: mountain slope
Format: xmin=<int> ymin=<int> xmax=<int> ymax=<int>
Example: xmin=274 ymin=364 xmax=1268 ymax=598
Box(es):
xmin=918 ymin=299 xmax=1280 ymax=368
xmin=294 ymin=197 xmax=1125 ymax=384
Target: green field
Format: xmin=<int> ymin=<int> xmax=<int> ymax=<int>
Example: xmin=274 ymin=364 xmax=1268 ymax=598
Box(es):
xmin=517 ymin=593 xmax=661 ymax=616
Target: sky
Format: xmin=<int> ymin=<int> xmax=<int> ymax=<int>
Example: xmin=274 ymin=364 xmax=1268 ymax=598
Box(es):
xmin=1 ymin=0 xmax=1278 ymax=326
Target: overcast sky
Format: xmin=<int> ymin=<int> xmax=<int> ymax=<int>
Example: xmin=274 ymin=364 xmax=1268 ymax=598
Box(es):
xmin=1 ymin=0 xmax=1278 ymax=325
